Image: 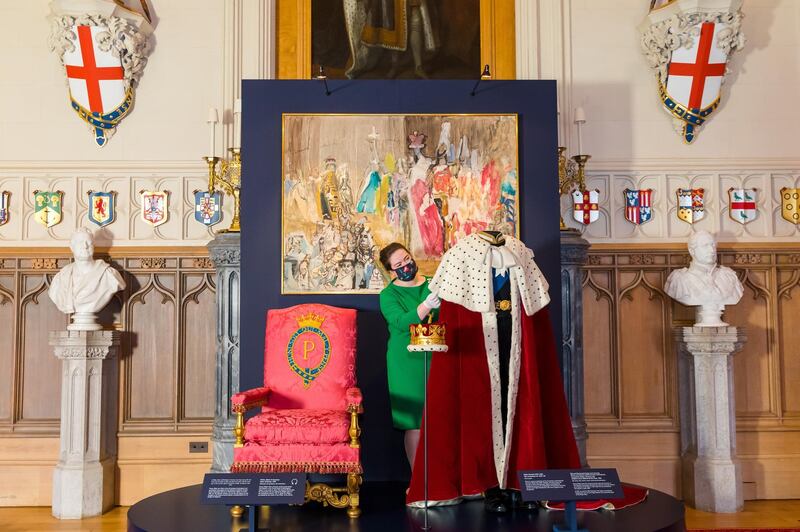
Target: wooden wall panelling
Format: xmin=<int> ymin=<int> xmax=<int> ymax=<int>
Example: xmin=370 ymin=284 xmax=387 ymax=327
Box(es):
xmin=0 ymin=272 xmax=15 ymax=423
xmin=618 ymin=268 xmax=672 ymax=420
xmin=777 ymin=260 xmax=800 ymax=417
xmin=723 ymin=263 xmax=775 ymax=420
xmin=584 ymin=246 xmax=800 ymax=499
xmin=582 ymin=268 xmax=615 ymax=419
xmin=0 ymin=248 xmax=216 ymax=436
xmin=125 ymin=269 xmax=177 ymax=424
xmin=180 ymin=271 xmax=217 ymax=422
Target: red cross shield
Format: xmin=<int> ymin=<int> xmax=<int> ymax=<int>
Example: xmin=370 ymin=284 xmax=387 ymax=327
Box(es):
xmin=571 ymin=189 xmax=600 ymax=225
xmin=50 ymin=2 xmax=153 ymax=147
xmin=641 ymin=0 xmax=744 ymax=143
xmin=64 ymin=25 xmax=126 ymax=116
xmin=666 ymin=22 xmax=727 ymax=113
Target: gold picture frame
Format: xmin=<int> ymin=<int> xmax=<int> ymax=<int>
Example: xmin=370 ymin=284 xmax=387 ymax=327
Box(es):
xmin=277 ymin=0 xmax=516 ymax=80
xmin=281 ymin=112 xmax=520 ymax=295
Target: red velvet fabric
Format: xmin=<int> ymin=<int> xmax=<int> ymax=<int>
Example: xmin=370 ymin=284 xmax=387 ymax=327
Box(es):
xmin=544 ymin=484 xmax=649 ymax=511
xmin=262 ymin=304 xmax=357 ymax=411
xmin=406 ymin=302 xmax=581 ymax=504
xmin=230 ymin=304 xmax=361 ymax=476
xmin=346 ymin=387 xmax=363 ymax=406
xmin=232 ymin=442 xmax=360 ymax=474
xmin=244 ymin=409 xmax=350 ymax=444
xmin=231 ymin=386 xmax=271 ymax=408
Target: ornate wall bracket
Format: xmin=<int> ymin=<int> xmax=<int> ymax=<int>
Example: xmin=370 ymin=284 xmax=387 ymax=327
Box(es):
xmin=639 ymin=0 xmax=745 ymax=143
xmin=48 ymin=0 xmax=154 ymax=146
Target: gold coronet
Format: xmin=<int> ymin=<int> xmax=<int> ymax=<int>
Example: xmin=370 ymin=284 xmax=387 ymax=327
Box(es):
xmin=409 ymin=323 xmax=446 ymax=346
xmin=296 ymin=312 xmax=326 ymax=329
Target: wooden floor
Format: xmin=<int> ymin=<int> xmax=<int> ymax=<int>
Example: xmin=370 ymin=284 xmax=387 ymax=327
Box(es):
xmin=0 ymin=501 xmax=798 ymax=531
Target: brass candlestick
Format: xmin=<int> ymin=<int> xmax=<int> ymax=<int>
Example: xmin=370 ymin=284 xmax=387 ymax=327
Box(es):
xmin=205 ymin=148 xmax=241 ymax=233
xmin=571 ymin=154 xmax=590 ymax=191
xmin=558 ymin=147 xmax=580 ymax=230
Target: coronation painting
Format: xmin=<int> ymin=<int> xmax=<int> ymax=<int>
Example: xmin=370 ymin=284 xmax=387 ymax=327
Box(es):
xmin=281 ymin=114 xmax=519 ymax=294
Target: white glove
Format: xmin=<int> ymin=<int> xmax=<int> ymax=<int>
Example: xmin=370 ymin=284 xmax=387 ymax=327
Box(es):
xmin=423 ymin=292 xmax=441 ymax=310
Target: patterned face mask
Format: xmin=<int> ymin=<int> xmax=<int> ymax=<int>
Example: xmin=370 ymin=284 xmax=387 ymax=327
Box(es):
xmin=394 ymin=259 xmax=418 ymax=282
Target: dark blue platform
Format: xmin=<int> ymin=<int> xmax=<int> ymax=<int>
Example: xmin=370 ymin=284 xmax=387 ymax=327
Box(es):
xmin=127 ymin=482 xmax=685 ymax=532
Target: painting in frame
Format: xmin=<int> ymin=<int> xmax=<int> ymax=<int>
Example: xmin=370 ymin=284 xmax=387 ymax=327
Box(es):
xmin=311 ymin=0 xmax=481 ymax=80
xmin=281 ymin=113 xmax=519 ymax=294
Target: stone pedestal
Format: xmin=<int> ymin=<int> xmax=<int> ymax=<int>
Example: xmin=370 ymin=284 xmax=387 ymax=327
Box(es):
xmin=50 ymin=330 xmax=120 ymax=519
xmin=208 ymin=232 xmax=241 ymax=473
xmin=675 ymin=326 xmax=746 ymax=513
xmin=560 ymin=228 xmax=590 ymax=466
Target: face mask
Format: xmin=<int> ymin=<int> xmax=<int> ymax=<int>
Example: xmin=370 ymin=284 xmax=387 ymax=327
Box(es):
xmin=394 ymin=259 xmax=418 ymax=282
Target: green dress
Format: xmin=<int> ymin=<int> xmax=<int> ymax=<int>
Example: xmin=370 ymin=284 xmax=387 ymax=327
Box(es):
xmin=379 ymin=278 xmax=439 ymax=430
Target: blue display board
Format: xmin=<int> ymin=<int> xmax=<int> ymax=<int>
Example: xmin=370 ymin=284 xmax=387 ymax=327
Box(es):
xmin=240 ymin=80 xmax=559 ymax=481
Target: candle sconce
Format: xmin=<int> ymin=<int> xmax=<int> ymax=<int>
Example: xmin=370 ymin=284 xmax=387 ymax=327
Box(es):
xmin=205 ymin=148 xmax=241 ymax=233
xmin=558 ymin=107 xmax=592 ymax=230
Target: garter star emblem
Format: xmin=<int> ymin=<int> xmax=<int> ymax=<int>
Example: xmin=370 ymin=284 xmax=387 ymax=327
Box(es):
xmin=781 ymin=188 xmax=800 ymax=225
xmin=33 ymin=190 xmax=63 ymax=228
xmin=286 ymin=313 xmax=331 ymax=388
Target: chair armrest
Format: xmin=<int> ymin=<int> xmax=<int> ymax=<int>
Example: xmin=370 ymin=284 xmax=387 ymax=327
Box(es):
xmin=346 ymin=387 xmax=363 ymax=413
xmin=231 ymin=387 xmax=271 ymax=413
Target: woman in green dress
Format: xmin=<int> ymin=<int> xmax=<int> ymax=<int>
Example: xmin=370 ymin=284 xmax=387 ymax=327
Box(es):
xmin=378 ymin=242 xmax=440 ymax=468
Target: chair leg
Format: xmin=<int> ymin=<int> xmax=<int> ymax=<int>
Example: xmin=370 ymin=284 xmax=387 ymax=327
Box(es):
xmin=346 ymin=472 xmax=362 ymax=518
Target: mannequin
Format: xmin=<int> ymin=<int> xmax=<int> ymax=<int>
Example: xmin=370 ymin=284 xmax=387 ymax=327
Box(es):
xmin=406 ymin=232 xmax=580 ymax=512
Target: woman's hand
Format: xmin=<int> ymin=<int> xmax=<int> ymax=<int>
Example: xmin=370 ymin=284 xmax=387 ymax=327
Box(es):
xmin=423 ymin=292 xmax=441 ymax=310
xmin=416 ymin=292 xmax=440 ymax=321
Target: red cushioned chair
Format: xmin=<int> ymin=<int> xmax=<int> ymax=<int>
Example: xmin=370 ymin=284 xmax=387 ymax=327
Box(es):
xmin=230 ymin=304 xmax=363 ymax=518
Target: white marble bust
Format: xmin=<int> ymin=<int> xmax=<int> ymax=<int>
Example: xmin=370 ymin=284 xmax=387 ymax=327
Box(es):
xmin=664 ymin=230 xmax=743 ymax=327
xmin=48 ymin=228 xmax=126 ymax=331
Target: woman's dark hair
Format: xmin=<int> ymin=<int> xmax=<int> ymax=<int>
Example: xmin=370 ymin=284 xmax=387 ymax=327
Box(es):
xmin=379 ymin=242 xmax=410 ymax=271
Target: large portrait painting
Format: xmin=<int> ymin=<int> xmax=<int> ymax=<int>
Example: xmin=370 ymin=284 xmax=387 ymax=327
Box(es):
xmin=282 ymin=113 xmax=519 ymax=294
xmin=311 ymin=0 xmax=480 ymax=79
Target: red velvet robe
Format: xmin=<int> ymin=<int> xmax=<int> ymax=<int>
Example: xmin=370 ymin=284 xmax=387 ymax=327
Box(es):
xmin=406 ymin=301 xmax=581 ymax=504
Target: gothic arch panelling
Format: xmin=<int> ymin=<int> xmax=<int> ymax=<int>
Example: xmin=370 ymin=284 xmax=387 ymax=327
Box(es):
xmin=0 ymin=248 xmax=216 ymax=435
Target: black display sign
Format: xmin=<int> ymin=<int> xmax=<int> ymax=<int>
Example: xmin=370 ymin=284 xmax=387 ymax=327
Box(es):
xmin=200 ymin=473 xmax=306 ymax=505
xmin=518 ymin=468 xmax=623 ymax=502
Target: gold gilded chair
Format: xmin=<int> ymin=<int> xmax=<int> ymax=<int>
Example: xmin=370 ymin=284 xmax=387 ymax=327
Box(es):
xmin=230 ymin=304 xmax=363 ymax=518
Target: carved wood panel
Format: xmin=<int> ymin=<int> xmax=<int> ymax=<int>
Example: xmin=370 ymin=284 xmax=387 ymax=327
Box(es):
xmin=0 ymin=248 xmax=216 ymax=435
xmin=584 ymin=246 xmax=800 ymax=434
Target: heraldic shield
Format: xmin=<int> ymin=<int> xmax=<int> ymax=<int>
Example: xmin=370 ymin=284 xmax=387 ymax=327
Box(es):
xmin=729 ymin=188 xmax=757 ymax=225
xmin=49 ymin=1 xmax=154 ymax=147
xmin=572 ymin=189 xmax=600 ymax=225
xmin=677 ymin=188 xmax=705 ymax=224
xmin=0 ymin=192 xmax=9 ymax=227
xmin=640 ymin=0 xmax=745 ymax=143
xmin=140 ymin=190 xmax=168 ymax=227
xmin=88 ymin=190 xmax=115 ymax=227
xmin=624 ymin=189 xmax=653 ymax=225
xmin=194 ymin=191 xmax=222 ymax=226
xmin=34 ymin=191 xmax=63 ymax=228
xmin=781 ymin=188 xmax=800 ymax=225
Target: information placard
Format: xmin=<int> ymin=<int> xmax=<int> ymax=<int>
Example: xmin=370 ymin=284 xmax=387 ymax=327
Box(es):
xmin=518 ymin=468 xmax=623 ymax=502
xmin=200 ymin=473 xmax=306 ymax=505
